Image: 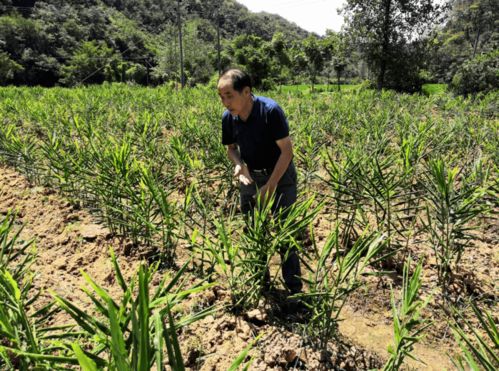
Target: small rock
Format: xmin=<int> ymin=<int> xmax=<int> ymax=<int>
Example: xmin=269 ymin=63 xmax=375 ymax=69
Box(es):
xmin=283 ymin=349 xmax=297 ymax=363
xmin=56 ymin=235 xmax=70 ymax=245
xmin=235 ymin=317 xmax=252 ymax=340
xmin=65 ymin=213 xmax=80 ymax=222
xmin=264 ymin=352 xmax=276 ymax=367
xmin=53 ymin=257 xmax=67 ymax=270
xmin=80 ymin=224 xmax=110 ymax=241
xmin=246 ymin=308 xmax=268 ymax=323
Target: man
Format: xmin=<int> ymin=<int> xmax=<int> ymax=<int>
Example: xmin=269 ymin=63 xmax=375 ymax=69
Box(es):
xmin=217 ymin=68 xmax=302 ymax=294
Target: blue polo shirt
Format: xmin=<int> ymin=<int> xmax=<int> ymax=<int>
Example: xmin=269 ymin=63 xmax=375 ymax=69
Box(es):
xmin=221 ymin=95 xmax=289 ymax=170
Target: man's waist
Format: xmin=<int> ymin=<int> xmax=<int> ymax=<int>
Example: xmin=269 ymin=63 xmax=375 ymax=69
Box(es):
xmin=249 ymin=167 xmax=273 ymax=176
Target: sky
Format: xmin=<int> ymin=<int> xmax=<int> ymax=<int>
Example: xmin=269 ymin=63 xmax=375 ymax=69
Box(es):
xmin=236 ymin=0 xmax=346 ymax=35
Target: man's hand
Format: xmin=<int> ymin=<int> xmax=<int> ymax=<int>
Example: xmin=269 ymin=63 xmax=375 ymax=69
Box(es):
xmin=234 ymin=164 xmax=253 ymax=185
xmin=259 ymin=181 xmax=277 ymax=205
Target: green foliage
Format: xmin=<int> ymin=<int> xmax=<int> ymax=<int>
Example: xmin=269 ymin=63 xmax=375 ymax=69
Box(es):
xmin=380 ymin=42 xmax=426 ymax=93
xmin=299 ymin=227 xmax=387 ymax=350
xmin=0 ymin=211 xmax=34 ymax=280
xmin=53 ymin=249 xmax=215 ymax=370
xmin=322 ymin=31 xmax=349 ymax=90
xmin=182 ymin=19 xmax=218 ymax=86
xmin=228 ymin=334 xmax=262 ymax=370
xmin=0 ymin=13 xmax=57 ymax=85
xmin=342 ymin=0 xmax=444 ymax=92
xmin=450 ymin=50 xmax=499 ymax=95
xmin=0 ymin=207 xmax=214 ymax=370
xmin=202 ymin=196 xmax=321 ymax=312
xmin=422 ymin=158 xmax=490 ymax=292
xmin=0 ymin=0 xmax=311 ymax=87
xmin=430 ymin=0 xmax=498 ymax=82
xmin=383 ymin=258 xmax=431 ymax=370
xmin=421 ymin=84 xmax=447 ymax=96
xmin=61 ymin=40 xmax=122 ymax=85
xmin=0 ymin=83 xmax=496 ymax=370
xmin=451 ymin=302 xmax=499 ymax=371
xmin=302 ymin=35 xmax=326 ymax=89
xmin=0 ymin=213 xmax=76 ymax=370
xmin=0 ymin=51 xmax=23 ymax=84
xmin=229 ymin=34 xmax=273 ymax=89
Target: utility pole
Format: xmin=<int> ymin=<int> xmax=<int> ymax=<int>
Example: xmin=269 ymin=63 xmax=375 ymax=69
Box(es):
xmin=177 ymin=0 xmax=185 ymax=88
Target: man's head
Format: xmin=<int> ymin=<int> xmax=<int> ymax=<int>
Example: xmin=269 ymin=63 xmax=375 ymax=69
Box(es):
xmin=217 ymin=68 xmax=253 ymax=118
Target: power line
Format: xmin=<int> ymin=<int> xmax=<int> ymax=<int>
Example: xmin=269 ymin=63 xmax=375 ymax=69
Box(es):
xmin=2 ymin=5 xmax=35 ymax=9
xmin=77 ymin=45 xmax=132 ymax=85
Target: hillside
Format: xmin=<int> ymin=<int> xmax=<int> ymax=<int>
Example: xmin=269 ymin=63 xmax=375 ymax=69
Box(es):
xmin=0 ymin=0 xmax=310 ymax=86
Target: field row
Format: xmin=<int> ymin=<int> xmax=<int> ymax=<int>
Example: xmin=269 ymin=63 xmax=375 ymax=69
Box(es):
xmin=0 ymin=85 xmax=497 ymax=369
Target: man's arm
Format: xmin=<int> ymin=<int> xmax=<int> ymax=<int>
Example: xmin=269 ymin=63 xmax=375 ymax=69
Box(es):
xmin=260 ymin=136 xmax=293 ymax=198
xmin=227 ymin=143 xmax=253 ymax=185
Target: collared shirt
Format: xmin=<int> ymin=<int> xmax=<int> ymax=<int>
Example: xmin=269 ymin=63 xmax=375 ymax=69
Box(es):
xmin=221 ymin=95 xmax=289 ymax=170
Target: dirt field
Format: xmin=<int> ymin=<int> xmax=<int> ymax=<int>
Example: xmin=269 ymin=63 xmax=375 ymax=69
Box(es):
xmin=1 ymin=164 xmax=497 ymax=370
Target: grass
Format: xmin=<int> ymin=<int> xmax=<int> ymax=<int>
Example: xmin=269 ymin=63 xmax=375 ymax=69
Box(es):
xmin=278 ymin=83 xmax=361 ymax=94
xmin=280 ymin=83 xmax=448 ymax=96
xmin=421 ymin=83 xmax=447 ymax=96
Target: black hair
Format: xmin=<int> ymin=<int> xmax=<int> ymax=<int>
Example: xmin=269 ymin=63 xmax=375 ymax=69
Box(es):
xmin=219 ymin=68 xmax=252 ymax=92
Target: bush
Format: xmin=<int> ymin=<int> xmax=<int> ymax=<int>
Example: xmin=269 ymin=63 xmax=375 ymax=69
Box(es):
xmin=450 ymin=50 xmax=499 ymax=96
xmin=383 ymin=59 xmax=424 ymax=93
xmin=0 ymin=52 xmax=23 ymax=85
xmin=61 ymin=41 xmax=122 ymax=86
xmin=125 ymin=63 xmax=147 ymax=84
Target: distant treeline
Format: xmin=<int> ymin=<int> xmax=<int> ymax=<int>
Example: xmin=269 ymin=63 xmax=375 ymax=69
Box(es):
xmin=0 ymin=0 xmax=497 ymax=94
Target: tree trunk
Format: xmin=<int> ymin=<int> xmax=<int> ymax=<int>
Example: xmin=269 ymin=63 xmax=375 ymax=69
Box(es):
xmin=472 ymin=26 xmax=481 ymax=58
xmin=377 ymin=0 xmax=392 ymax=91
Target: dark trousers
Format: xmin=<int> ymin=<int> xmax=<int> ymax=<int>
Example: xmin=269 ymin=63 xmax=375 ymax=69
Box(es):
xmin=239 ymin=162 xmax=302 ymax=293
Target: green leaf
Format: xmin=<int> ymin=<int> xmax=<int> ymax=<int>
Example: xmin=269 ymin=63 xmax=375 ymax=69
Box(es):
xmin=107 ymin=297 xmax=131 ymax=371
xmin=72 ymin=343 xmax=98 ymax=371
xmin=228 ymin=334 xmax=262 ymax=371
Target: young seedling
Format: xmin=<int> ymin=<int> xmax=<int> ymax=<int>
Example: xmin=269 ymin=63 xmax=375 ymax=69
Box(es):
xmin=451 ymin=302 xmax=498 ymax=371
xmin=297 ymin=225 xmax=386 ymax=351
xmin=383 ymin=258 xmax=432 ymax=371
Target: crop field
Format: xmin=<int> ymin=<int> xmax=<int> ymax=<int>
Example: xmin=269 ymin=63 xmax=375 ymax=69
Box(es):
xmin=0 ymin=84 xmax=497 ymax=370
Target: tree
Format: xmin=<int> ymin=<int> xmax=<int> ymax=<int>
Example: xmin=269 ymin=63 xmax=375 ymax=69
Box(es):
xmin=429 ymin=0 xmax=498 ymax=82
xmin=450 ymin=49 xmax=498 ymax=95
xmin=0 ymin=13 xmax=59 ymax=85
xmin=268 ymin=32 xmax=292 ymax=84
xmin=61 ymin=40 xmax=122 ymax=85
xmin=342 ymin=0 xmax=445 ymax=92
xmin=451 ymin=0 xmax=497 ymax=58
xmin=228 ymin=34 xmax=273 ymax=89
xmin=302 ymin=35 xmax=326 ymax=91
xmin=0 ymin=0 xmax=313 ymax=86
xmin=182 ymin=19 xmax=217 ymax=86
xmin=323 ymin=31 xmax=349 ymax=90
xmin=0 ymin=51 xmax=23 ymax=84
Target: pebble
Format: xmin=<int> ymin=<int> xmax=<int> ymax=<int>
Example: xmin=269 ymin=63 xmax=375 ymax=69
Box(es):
xmin=247 ymin=308 xmax=268 ymax=323
xmin=80 ymin=224 xmax=110 ymax=240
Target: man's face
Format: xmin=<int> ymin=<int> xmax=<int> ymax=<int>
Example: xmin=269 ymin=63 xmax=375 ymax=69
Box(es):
xmin=217 ymin=79 xmax=250 ymax=117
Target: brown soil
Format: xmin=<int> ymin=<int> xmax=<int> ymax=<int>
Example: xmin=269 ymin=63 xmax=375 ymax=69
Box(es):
xmin=1 ymin=164 xmax=496 ymax=370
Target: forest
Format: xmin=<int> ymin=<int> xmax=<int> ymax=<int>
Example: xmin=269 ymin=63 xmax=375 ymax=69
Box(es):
xmin=0 ymin=0 xmax=497 ymax=94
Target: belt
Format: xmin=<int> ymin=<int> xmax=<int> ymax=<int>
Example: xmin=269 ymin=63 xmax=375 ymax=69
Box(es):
xmin=250 ymin=168 xmax=272 ymax=176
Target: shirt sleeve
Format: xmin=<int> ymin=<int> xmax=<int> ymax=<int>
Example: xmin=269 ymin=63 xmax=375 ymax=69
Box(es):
xmin=221 ymin=112 xmax=235 ymax=145
xmin=268 ymin=105 xmax=289 ymax=141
